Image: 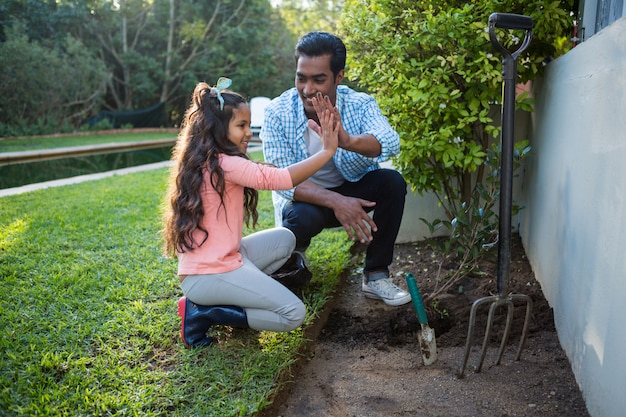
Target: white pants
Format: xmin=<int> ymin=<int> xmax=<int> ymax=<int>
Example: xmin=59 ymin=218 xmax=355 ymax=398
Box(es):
xmin=180 ymin=227 xmax=306 ymax=332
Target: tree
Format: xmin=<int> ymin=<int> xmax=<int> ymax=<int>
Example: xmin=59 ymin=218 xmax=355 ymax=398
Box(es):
xmin=0 ymin=0 xmax=82 ymax=43
xmin=80 ymin=0 xmax=296 ymax=118
xmin=0 ymin=22 xmax=108 ymax=135
xmin=0 ymin=0 xmax=342 ymax=134
xmin=277 ymin=0 xmax=344 ymax=34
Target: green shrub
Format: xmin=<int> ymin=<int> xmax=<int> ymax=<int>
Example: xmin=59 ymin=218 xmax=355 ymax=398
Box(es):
xmin=341 ymin=0 xmax=573 ymax=279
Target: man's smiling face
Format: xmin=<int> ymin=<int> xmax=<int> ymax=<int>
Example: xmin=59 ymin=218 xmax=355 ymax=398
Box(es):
xmin=295 ymin=54 xmax=344 ymax=122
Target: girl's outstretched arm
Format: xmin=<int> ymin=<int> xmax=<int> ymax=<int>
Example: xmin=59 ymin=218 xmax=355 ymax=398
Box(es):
xmin=287 ymin=94 xmax=339 ymax=186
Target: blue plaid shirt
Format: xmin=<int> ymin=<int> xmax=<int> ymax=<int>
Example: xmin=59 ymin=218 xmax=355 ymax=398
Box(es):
xmin=260 ymin=85 xmax=400 ymax=225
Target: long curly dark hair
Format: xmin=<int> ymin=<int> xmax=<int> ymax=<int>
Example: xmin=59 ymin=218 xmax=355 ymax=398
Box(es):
xmin=163 ymin=82 xmax=258 ymax=256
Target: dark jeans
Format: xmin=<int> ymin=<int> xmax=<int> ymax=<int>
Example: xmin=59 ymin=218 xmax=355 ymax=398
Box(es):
xmin=282 ymin=169 xmax=407 ymax=274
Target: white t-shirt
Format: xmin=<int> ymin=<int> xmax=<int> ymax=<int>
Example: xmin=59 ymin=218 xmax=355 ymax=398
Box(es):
xmin=304 ymin=126 xmax=344 ymax=188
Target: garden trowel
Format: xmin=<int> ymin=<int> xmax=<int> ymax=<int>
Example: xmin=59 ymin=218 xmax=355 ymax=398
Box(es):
xmin=405 ymin=273 xmax=437 ymax=365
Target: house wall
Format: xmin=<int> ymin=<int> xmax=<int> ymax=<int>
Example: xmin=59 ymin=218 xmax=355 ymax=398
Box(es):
xmin=393 ymin=187 xmax=447 ymax=243
xmin=519 ymin=16 xmax=626 ymax=417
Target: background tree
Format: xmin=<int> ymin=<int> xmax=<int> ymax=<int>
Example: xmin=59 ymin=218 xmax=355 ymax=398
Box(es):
xmin=0 ymin=22 xmax=108 ymax=136
xmin=277 ymin=0 xmax=344 ymax=34
xmin=80 ymin=0 xmax=296 ymax=117
xmin=0 ymin=0 xmax=342 ymax=135
xmin=0 ymin=0 xmax=295 ymax=132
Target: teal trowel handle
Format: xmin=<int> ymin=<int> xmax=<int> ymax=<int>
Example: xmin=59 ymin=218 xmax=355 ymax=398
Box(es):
xmin=405 ymin=273 xmax=429 ymax=325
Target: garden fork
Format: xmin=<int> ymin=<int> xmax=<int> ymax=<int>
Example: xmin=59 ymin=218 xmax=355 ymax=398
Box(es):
xmin=458 ymin=13 xmax=534 ymax=378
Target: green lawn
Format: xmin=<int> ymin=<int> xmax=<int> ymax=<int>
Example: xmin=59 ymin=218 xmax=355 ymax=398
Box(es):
xmin=0 ymin=130 xmax=178 ymax=153
xmin=0 ymin=160 xmax=351 ymax=415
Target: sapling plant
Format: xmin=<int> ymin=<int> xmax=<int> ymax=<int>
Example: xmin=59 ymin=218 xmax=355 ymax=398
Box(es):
xmin=421 ymin=140 xmax=531 ymax=301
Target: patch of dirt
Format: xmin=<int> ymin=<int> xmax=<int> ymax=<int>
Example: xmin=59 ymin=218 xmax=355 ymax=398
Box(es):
xmin=257 ymin=234 xmax=590 ymax=417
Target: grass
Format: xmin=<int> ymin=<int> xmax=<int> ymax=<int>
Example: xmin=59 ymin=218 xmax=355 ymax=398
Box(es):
xmin=0 ymin=164 xmax=352 ymax=416
xmin=0 ymin=130 xmax=177 ymax=153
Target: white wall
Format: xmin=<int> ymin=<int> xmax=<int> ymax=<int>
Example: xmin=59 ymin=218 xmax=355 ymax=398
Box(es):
xmin=519 ymin=17 xmax=626 ymax=417
xmin=393 ymin=187 xmax=447 ymax=243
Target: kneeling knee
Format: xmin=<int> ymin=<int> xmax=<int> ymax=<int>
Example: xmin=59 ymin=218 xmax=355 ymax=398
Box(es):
xmin=282 ymin=301 xmax=306 ymax=331
xmin=384 ymin=169 xmax=407 ymax=197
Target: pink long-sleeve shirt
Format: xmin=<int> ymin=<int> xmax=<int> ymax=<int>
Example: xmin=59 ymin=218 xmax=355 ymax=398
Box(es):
xmin=177 ymin=154 xmax=294 ymax=275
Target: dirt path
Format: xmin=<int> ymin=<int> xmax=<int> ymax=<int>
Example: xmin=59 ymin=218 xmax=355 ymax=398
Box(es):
xmin=258 ymin=236 xmax=590 ymax=417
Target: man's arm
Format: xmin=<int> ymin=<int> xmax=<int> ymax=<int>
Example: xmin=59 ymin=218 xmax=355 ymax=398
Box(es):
xmin=341 ymin=92 xmax=400 ymax=164
xmin=310 ymin=119 xmax=382 ymax=157
xmin=338 ymin=132 xmax=381 ymax=157
xmin=293 ymin=180 xmax=377 ymax=243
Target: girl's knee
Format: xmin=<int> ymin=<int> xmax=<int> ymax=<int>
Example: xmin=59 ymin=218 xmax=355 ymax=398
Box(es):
xmin=278 ymin=227 xmax=297 ymax=248
xmin=282 ymin=300 xmax=306 ymax=331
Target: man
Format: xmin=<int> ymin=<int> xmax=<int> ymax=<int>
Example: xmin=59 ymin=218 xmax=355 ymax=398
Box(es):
xmin=260 ymin=31 xmax=410 ymax=306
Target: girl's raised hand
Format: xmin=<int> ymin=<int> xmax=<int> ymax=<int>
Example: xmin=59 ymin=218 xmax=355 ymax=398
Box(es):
xmin=311 ymin=93 xmax=339 ymax=153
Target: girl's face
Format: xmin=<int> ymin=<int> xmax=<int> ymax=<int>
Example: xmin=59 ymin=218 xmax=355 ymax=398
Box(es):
xmin=227 ymin=104 xmax=253 ymax=153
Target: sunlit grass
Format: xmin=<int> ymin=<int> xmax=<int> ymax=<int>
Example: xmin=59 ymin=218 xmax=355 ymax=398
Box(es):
xmin=0 ymin=166 xmax=351 ymax=416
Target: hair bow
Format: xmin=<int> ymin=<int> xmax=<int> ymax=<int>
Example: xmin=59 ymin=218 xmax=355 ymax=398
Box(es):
xmin=210 ymin=77 xmax=232 ymax=110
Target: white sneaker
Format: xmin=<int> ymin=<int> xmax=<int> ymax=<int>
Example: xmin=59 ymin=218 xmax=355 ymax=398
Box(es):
xmin=362 ymin=274 xmax=412 ymax=306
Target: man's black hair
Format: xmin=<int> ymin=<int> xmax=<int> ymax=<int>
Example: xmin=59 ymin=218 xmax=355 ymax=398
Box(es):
xmin=295 ymin=31 xmax=347 ymax=77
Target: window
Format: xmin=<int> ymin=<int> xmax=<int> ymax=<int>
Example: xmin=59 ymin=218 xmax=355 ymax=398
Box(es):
xmin=578 ymin=0 xmax=625 ymax=40
xmin=596 ymin=0 xmax=624 ymax=31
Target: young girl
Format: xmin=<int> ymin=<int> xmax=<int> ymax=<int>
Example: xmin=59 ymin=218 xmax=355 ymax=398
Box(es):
xmin=163 ymin=79 xmax=338 ymax=348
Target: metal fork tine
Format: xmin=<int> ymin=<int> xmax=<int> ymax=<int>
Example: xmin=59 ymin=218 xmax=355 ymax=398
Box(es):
xmin=476 ymin=300 xmax=499 ymax=373
xmin=513 ymin=294 xmax=533 ymax=360
xmin=495 ymin=301 xmax=515 ymax=366
xmin=458 ymin=294 xmax=533 ymax=378
xmin=459 ymin=297 xmax=489 ymax=378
